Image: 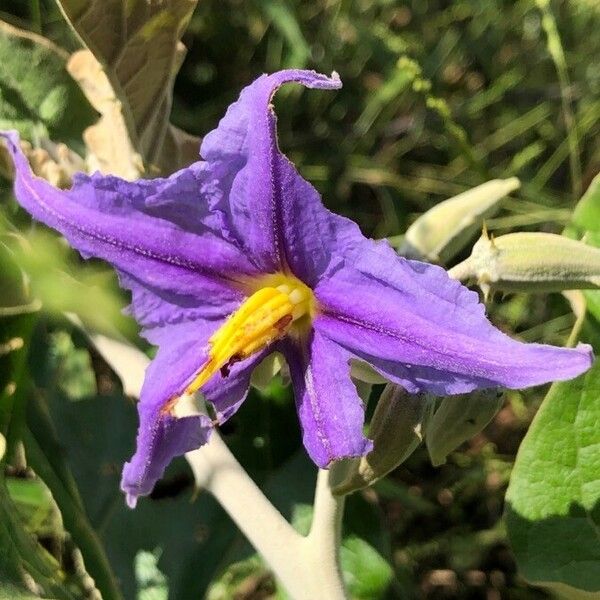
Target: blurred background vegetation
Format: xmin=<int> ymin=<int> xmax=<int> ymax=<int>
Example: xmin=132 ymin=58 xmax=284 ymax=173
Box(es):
xmin=0 ymin=0 xmax=599 ymax=598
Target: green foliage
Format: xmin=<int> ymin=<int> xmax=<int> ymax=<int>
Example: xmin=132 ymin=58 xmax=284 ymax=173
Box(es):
xmin=572 ymin=175 xmax=600 ymax=323
xmin=573 ymin=174 xmax=600 ymax=233
xmin=56 ymin=0 xmax=199 ymax=171
xmin=0 ymin=20 xmax=93 ymax=144
xmin=0 ymin=0 xmax=599 ymax=598
xmin=341 ymin=536 xmax=394 ymax=600
xmin=505 ymin=354 xmax=600 ymax=597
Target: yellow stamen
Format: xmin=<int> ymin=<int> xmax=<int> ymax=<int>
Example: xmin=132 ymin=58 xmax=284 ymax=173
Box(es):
xmin=183 ymin=277 xmax=314 ymax=397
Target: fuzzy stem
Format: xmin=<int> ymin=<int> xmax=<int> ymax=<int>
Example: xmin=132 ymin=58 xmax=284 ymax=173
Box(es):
xmin=186 ymin=436 xmax=348 ymax=599
xmin=305 ymin=469 xmax=348 ymax=599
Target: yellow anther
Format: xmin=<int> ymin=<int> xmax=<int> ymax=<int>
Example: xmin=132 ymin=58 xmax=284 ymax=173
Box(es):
xmin=183 ymin=277 xmax=314 ymax=398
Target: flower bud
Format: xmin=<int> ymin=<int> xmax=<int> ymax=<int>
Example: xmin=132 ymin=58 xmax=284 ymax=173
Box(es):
xmin=401 ymin=178 xmax=520 ymax=263
xmin=448 ymin=230 xmax=600 ymax=299
xmin=0 ymin=433 xmax=5 ymax=461
xmin=350 ymin=360 xmax=387 ymax=384
xmin=425 ymin=388 xmax=504 ymax=466
xmin=332 ymin=385 xmax=433 ymax=495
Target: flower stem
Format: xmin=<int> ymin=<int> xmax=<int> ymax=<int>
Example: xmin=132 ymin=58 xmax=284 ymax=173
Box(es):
xmin=305 ymin=469 xmax=348 ymax=599
xmin=186 ymin=436 xmax=348 ymax=599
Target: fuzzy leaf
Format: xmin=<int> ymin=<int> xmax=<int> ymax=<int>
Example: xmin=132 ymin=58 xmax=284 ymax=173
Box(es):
xmin=57 ymin=0 xmax=199 ymax=171
xmin=402 ymin=177 xmax=519 ymax=263
xmin=573 ymin=174 xmax=600 ymax=234
xmin=505 ymin=357 xmax=600 ymax=597
xmin=0 ymin=19 xmax=93 ymax=143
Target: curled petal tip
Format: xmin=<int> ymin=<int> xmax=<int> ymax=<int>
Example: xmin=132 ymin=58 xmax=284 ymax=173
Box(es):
xmin=576 ymin=342 xmax=595 ymax=368
xmin=125 ymin=493 xmax=138 ymax=509
xmin=271 ymin=69 xmax=342 ymax=90
xmin=1 ymin=129 xmax=20 ymax=151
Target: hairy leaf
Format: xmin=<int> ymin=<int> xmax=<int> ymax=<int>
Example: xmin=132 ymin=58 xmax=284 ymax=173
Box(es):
xmin=0 ymin=19 xmax=93 ymax=143
xmin=505 ymin=356 xmax=600 ymax=597
xmin=57 ymin=0 xmax=199 ymax=171
xmin=571 ymin=175 xmax=600 ymax=324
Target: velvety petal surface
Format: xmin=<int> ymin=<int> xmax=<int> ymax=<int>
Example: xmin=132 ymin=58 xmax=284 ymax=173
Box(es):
xmin=120 ymin=314 xmax=265 ymax=505
xmin=314 ymin=241 xmax=593 ymax=394
xmin=202 ymin=350 xmax=268 ymax=423
xmin=200 ymin=70 xmax=366 ymax=284
xmin=1 ymin=132 xmax=256 ymax=312
xmin=281 ymin=333 xmax=373 ymax=468
xmin=120 ymin=320 xmax=217 ymax=506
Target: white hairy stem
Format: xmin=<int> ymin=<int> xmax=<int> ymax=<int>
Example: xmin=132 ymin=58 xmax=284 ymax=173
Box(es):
xmin=186 ymin=436 xmax=348 ymax=600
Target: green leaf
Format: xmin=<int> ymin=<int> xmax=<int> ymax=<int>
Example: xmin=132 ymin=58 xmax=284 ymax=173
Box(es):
xmin=570 ymin=176 xmax=600 ymax=323
xmin=573 ymin=173 xmax=600 ymax=234
xmin=0 ymin=474 xmax=76 ymax=600
xmin=57 ymin=0 xmax=198 ymax=170
xmin=0 ymin=19 xmax=94 ymax=143
xmin=22 ymin=364 xmax=124 ymax=600
xmin=0 ymin=582 xmax=47 ymax=600
xmin=0 ymin=238 xmax=39 ymax=462
xmin=505 ymin=355 xmax=600 ymax=597
xmin=135 ymin=549 xmax=168 ymax=600
xmin=340 ymin=536 xmax=394 ymax=600
xmin=6 ymin=477 xmax=58 ymax=539
xmin=3 ymin=226 xmax=136 ymax=338
xmin=205 ymin=555 xmax=270 ymax=600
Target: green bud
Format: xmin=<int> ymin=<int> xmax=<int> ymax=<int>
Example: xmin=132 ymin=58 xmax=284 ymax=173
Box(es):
xmin=332 ymin=385 xmax=433 ymax=495
xmin=350 ymin=360 xmax=387 ymax=384
xmin=425 ymin=388 xmax=504 ymax=466
xmin=401 ymin=178 xmax=519 ymax=263
xmin=448 ymin=230 xmax=600 ymax=299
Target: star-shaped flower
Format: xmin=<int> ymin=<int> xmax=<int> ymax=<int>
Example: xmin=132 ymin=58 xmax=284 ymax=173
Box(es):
xmin=2 ymin=70 xmax=592 ymax=507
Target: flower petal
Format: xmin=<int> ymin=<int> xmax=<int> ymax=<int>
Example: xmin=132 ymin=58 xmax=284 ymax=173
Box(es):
xmin=120 ymin=317 xmax=266 ymax=505
xmin=120 ymin=320 xmax=220 ymax=506
xmin=118 ymin=272 xmax=243 ymax=339
xmin=200 ymin=70 xmax=359 ymax=282
xmin=202 ymin=350 xmax=268 ymax=422
xmin=281 ymin=333 xmax=373 ymax=468
xmin=314 ymin=242 xmax=593 ymax=394
xmin=1 ymin=131 xmax=257 ymax=303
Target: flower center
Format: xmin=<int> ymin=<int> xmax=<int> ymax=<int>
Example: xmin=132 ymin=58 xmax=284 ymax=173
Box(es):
xmin=184 ymin=276 xmax=314 ymax=396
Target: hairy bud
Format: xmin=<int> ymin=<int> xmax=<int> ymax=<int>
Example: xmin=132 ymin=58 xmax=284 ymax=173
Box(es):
xmin=448 ymin=230 xmax=600 ymax=299
xmin=401 ymin=178 xmax=519 ymax=263
xmin=332 ymin=385 xmax=433 ymax=495
xmin=425 ymin=388 xmax=504 ymax=466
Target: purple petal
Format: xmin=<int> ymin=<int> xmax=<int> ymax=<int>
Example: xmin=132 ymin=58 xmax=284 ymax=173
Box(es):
xmin=120 ymin=320 xmax=220 ymax=506
xmin=281 ymin=333 xmax=373 ymax=468
xmin=1 ymin=131 xmax=257 ymax=304
xmin=200 ymin=70 xmax=361 ymax=282
xmin=117 ymin=272 xmax=243 ymax=340
xmin=314 ymin=242 xmax=593 ymax=394
xmin=202 ymin=350 xmax=267 ymax=423
xmin=120 ymin=318 xmax=266 ymax=505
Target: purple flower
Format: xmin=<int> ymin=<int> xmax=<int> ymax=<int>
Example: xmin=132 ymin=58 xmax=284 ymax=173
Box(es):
xmin=1 ymin=70 xmax=592 ymax=507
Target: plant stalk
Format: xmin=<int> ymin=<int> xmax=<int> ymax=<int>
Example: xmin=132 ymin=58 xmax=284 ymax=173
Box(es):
xmin=186 ymin=437 xmax=348 ymax=599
